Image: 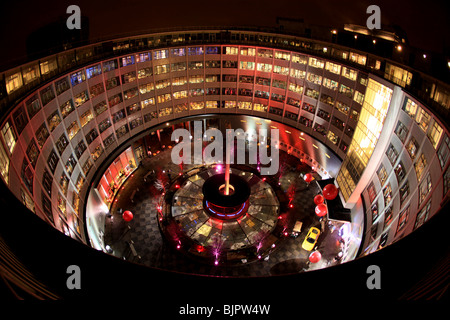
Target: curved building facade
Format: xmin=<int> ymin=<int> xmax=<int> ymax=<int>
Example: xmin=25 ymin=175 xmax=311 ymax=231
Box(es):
xmin=0 ymin=29 xmax=448 ymax=297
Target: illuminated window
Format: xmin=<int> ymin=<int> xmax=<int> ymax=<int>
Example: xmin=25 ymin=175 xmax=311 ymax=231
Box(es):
xmin=399 ymin=181 xmax=410 ymax=207
xmin=428 ymin=121 xmax=443 ymax=149
xmin=171 ymin=48 xmax=185 ymax=57
xmin=206 ymin=101 xmax=219 ymax=109
xmin=136 ymin=52 xmax=151 ymax=62
xmin=239 ymin=61 xmax=255 ymax=70
xmin=325 ymin=62 xmax=341 ymax=74
xmin=138 ymin=67 xmax=152 ymax=79
xmin=90 ymin=83 xmax=105 ymax=98
xmin=35 ymin=123 xmax=49 ymax=148
xmin=418 ymin=173 xmax=432 ymax=206
xmin=123 ymin=87 xmax=138 ymax=100
xmin=253 ymin=103 xmax=267 ymax=112
xmin=108 ymin=93 xmax=122 ymax=108
xmin=406 ymin=136 xmax=419 ymax=160
xmin=188 ymin=61 xmax=204 ymax=70
xmin=139 ymin=82 xmax=154 ymax=94
xmin=377 ymin=164 xmax=388 ymax=185
xmin=290 ymin=69 xmax=306 ymax=79
xmin=339 ymin=84 xmax=354 ymax=98
xmin=322 ymin=78 xmax=338 ymax=90
xmin=335 ymin=101 xmax=350 ymax=115
xmin=414 ymin=200 xmax=431 ymax=230
xmin=70 ymin=70 xmax=85 ymax=86
xmin=258 ymin=49 xmax=273 ymax=58
xmin=1 ymin=120 xmax=17 ymax=154
xmin=86 ymin=64 xmax=102 ymax=79
xmin=275 ymin=51 xmax=290 ymax=60
xmin=190 ymin=102 xmax=205 ymax=110
xmin=354 ymin=91 xmax=364 ymax=104
xmin=337 ymin=79 xmax=393 ymax=201
xmin=273 ymin=65 xmax=289 ymax=76
xmin=102 ymin=59 xmax=118 ymax=72
xmin=306 ymin=73 xmax=322 ymax=85
xmin=240 ymin=47 xmax=256 ymax=56
xmin=154 ymin=64 xmax=169 ymax=75
xmin=396 ymin=206 xmax=410 ymax=235
xmin=257 ymin=63 xmax=272 ymax=72
xmin=342 ymin=67 xmax=357 ymax=81
xmin=80 ymin=110 xmax=93 ymax=127
xmin=414 ymin=153 xmax=427 ymax=181
xmin=349 ymin=52 xmax=366 ymax=66
xmin=224 ymin=47 xmax=238 ymax=55
xmin=394 ymin=121 xmax=409 ymax=143
xmin=308 ymin=57 xmax=324 ymax=69
xmin=188 ymin=47 xmax=204 ymax=55
xmin=291 ymin=54 xmax=307 ymax=64
xmin=74 ymin=90 xmax=89 ymax=107
xmin=415 ymin=107 xmax=431 ymax=132
xmin=327 ymin=131 xmax=340 ymax=145
xmin=122 ymin=71 xmax=136 ymax=84
xmin=394 ymin=161 xmax=406 ymax=183
xmin=93 ymin=101 xmax=108 ymax=116
xmin=5 ymin=72 xmax=23 ymax=94
xmin=0 ymin=141 xmax=10 ymax=183
xmin=385 ymin=63 xmax=412 ymax=87
xmin=153 ymin=49 xmax=168 ymax=60
xmin=22 ymin=64 xmax=40 ymax=85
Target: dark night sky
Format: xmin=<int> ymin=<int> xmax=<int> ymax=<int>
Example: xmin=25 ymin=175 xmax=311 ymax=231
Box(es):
xmin=0 ymin=0 xmax=449 ymax=68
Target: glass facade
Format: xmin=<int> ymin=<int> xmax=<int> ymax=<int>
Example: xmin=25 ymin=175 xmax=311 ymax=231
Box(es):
xmin=337 ymin=79 xmax=393 ymax=201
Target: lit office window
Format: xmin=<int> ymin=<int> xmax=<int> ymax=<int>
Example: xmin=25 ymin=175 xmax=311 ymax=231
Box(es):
xmin=385 ymin=63 xmax=412 ymax=87
xmin=5 ymin=72 xmax=23 ymax=94
xmin=120 ymin=55 xmax=135 ymax=67
xmin=240 ymin=47 xmax=256 ymax=56
xmin=399 ymin=181 xmax=410 ymax=207
xmin=1 ymin=120 xmax=17 ymax=154
xmin=74 ymin=90 xmax=89 ymax=107
xmin=322 ymin=78 xmax=338 ymax=90
xmin=354 ymin=91 xmax=365 ymax=104
xmin=406 ymin=136 xmax=419 ymax=160
xmin=341 ymin=67 xmax=357 ymax=81
xmin=258 ymin=49 xmax=273 ymax=58
xmin=377 ymin=164 xmax=388 ymax=185
xmin=153 ymin=50 xmax=169 ymax=60
xmin=414 ymin=153 xmax=427 ymax=181
xmin=188 ymin=47 xmax=204 ymax=55
xmin=136 ymin=52 xmax=151 ymax=62
xmin=22 ymin=64 xmax=40 ymax=85
xmin=257 ymin=63 xmax=272 ymax=73
xmin=240 ymin=61 xmax=255 ymax=70
xmin=275 ymin=51 xmax=290 ymax=61
xmin=308 ymin=57 xmax=324 ymax=69
xmin=86 ymin=64 xmax=102 ymax=79
xmin=414 ymin=200 xmax=431 ymax=230
xmin=93 ymin=101 xmax=108 ymax=116
xmin=0 ymin=141 xmax=10 ymax=184
xmin=60 ymin=99 xmax=75 ymax=118
xmin=67 ymin=121 xmax=80 ymax=140
xmin=35 ymin=123 xmax=49 ymax=148
xmin=122 ymin=71 xmax=136 ymax=84
xmin=291 ymin=54 xmax=307 ymax=64
xmin=273 ymin=65 xmax=289 ymax=76
xmin=339 ymin=84 xmax=354 ymax=98
xmin=415 ymin=107 xmax=431 ymax=132
xmin=70 ymin=70 xmax=86 ymax=86
xmin=402 ymin=97 xmax=418 ymax=117
xmin=349 ymin=52 xmax=366 ymax=66
xmin=325 ymin=62 xmax=341 ymax=75
xmin=396 ymin=206 xmax=409 ymax=235
xmin=394 ymin=161 xmax=406 ymax=183
xmin=394 ymin=121 xmax=409 ymax=143
xmin=290 ymin=69 xmax=306 ymax=79
xmin=337 ymin=79 xmax=393 ymax=201
xmin=418 ymin=173 xmax=432 ymax=206
xmin=427 ymin=120 xmax=443 ymax=149
xmin=80 ymin=110 xmax=94 ymax=127
xmin=171 ymin=48 xmax=186 ymax=57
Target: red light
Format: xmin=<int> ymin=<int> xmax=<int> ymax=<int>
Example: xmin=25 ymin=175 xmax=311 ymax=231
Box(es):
xmin=284 ymin=232 xmax=288 ymax=236
xmin=175 ymin=184 xmax=180 ymax=188
xmin=262 ymin=178 xmax=266 ymax=181
xmin=176 ymin=244 xmax=181 ymax=249
xmin=289 ymin=204 xmax=293 ymax=208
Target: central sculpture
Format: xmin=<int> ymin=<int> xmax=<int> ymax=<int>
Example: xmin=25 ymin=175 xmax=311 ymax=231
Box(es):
xmin=202 ymin=163 xmax=251 ymax=220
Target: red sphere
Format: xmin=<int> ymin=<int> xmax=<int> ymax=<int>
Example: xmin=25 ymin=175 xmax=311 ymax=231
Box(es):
xmin=323 ymin=184 xmax=338 ymax=200
xmin=309 ymin=251 xmax=322 ymax=263
xmin=304 ymin=173 xmax=313 ymax=183
xmin=122 ymin=210 xmax=134 ymax=222
xmin=315 ymin=204 xmax=327 ymax=217
xmin=314 ymin=194 xmax=325 ymax=205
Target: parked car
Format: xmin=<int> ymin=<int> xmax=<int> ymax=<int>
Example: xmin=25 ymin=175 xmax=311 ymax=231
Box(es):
xmin=302 ymin=227 xmax=321 ymax=251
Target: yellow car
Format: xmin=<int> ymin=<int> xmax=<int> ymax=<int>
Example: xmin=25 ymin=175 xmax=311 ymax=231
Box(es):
xmin=302 ymin=227 xmax=321 ymax=251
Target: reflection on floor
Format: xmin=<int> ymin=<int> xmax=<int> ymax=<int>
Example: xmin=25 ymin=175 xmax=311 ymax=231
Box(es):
xmin=104 ymin=147 xmax=348 ymax=277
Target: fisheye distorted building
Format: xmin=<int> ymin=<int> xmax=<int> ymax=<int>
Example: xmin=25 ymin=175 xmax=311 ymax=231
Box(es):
xmin=0 ymin=26 xmax=449 ymax=299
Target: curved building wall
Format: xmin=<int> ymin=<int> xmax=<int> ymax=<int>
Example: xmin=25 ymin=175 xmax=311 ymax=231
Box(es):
xmin=0 ymin=35 xmax=448 ymax=260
